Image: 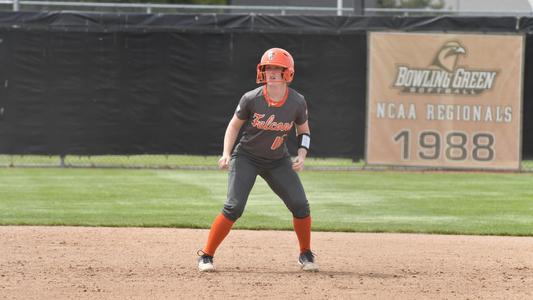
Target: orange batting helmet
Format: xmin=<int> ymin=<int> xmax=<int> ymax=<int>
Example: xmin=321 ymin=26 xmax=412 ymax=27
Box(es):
xmin=256 ymin=48 xmax=295 ymax=84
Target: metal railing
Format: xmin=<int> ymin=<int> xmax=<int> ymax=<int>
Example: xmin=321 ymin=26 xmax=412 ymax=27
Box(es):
xmin=365 ymin=7 xmax=533 ymax=17
xmin=0 ymin=1 xmax=532 ymax=16
xmin=0 ymin=1 xmax=356 ymax=15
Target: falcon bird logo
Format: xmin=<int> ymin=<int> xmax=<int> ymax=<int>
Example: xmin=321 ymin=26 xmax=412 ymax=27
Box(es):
xmin=392 ymin=40 xmax=497 ymax=95
xmin=431 ymin=41 xmax=466 ymax=72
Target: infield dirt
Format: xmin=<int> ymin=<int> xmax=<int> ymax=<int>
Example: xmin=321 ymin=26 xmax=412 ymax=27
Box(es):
xmin=1 ymin=226 xmax=532 ymax=299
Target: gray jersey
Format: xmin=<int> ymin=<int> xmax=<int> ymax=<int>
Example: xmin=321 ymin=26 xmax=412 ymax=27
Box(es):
xmin=234 ymin=86 xmax=308 ymax=160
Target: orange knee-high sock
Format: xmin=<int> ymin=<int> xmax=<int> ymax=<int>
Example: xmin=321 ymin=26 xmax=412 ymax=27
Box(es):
xmin=202 ymin=213 xmax=235 ymax=256
xmin=293 ymin=216 xmax=312 ymax=253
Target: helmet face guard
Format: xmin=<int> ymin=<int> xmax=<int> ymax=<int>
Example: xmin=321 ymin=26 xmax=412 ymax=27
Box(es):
xmin=256 ymin=48 xmax=295 ymax=84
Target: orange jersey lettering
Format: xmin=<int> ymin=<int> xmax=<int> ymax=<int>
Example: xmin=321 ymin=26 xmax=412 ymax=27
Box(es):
xmin=251 ymin=113 xmax=294 ymax=132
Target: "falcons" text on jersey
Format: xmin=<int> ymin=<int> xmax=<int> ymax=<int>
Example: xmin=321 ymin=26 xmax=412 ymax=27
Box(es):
xmin=251 ymin=113 xmax=294 ymax=131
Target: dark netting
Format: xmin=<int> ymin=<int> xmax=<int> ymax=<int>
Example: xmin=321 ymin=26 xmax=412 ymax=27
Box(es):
xmin=0 ymin=12 xmax=531 ymax=169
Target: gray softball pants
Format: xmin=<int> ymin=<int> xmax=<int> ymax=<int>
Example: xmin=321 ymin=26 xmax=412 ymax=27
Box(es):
xmin=222 ymin=152 xmax=310 ymax=221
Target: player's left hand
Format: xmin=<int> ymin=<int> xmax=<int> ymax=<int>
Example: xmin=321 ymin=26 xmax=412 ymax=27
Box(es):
xmin=292 ymin=156 xmax=305 ymax=172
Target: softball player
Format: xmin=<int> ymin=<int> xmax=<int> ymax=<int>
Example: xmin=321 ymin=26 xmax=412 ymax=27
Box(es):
xmin=197 ymin=48 xmax=317 ymax=272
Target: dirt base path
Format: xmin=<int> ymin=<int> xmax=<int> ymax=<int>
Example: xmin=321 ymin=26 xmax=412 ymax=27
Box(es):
xmin=1 ymin=226 xmax=532 ymax=299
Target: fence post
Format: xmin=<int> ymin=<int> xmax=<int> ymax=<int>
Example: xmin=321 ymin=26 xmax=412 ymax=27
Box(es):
xmin=337 ymin=0 xmax=343 ymax=16
xmin=13 ymin=0 xmax=19 ymax=11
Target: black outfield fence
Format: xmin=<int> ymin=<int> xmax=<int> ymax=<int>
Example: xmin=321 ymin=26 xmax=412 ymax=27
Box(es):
xmin=0 ymin=12 xmax=533 ymax=165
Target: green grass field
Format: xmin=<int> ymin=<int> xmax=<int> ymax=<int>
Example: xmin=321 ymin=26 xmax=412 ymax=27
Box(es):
xmin=1 ymin=167 xmax=533 ymax=236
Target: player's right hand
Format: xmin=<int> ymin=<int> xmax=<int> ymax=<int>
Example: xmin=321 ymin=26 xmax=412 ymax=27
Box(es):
xmin=218 ymin=155 xmax=230 ymax=169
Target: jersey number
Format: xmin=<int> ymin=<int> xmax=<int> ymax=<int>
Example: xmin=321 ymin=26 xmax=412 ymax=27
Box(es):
xmin=271 ymin=134 xmax=287 ymax=150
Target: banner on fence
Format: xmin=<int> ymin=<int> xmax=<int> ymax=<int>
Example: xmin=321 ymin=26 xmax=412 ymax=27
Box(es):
xmin=366 ymin=32 xmax=524 ymax=170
